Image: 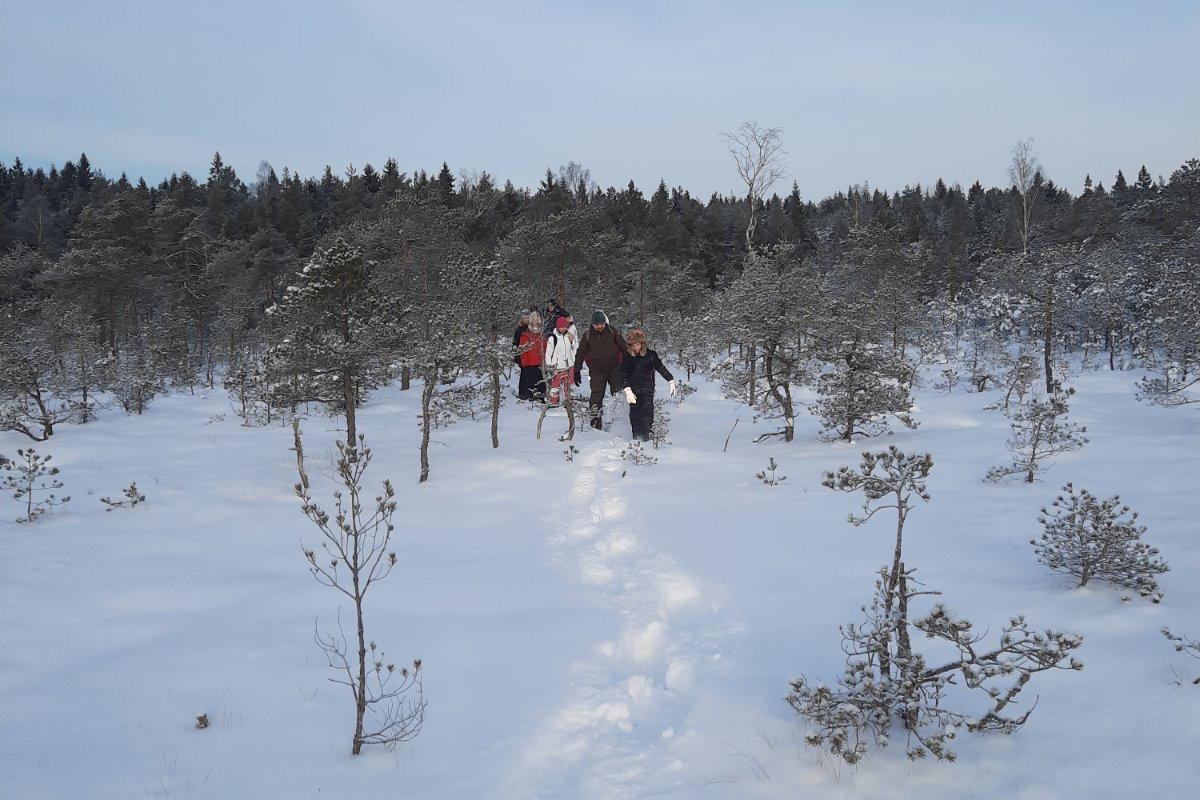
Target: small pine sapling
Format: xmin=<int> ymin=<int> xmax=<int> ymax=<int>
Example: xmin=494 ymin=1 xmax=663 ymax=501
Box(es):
xmin=985 ymin=389 xmax=1087 ymax=483
xmin=563 ymin=444 xmax=579 ymax=462
xmin=999 ymin=352 xmax=1039 ymax=409
xmin=100 ymin=482 xmax=147 ymax=511
xmin=619 ymin=441 xmax=658 ymax=466
xmin=932 ymin=367 xmax=960 ymax=394
xmin=1161 ymin=628 xmax=1200 ymax=685
xmin=292 ymin=421 xmax=425 ymax=755
xmin=756 ymin=457 xmax=787 ymax=486
xmin=670 ymin=380 xmax=697 ymax=405
xmin=1 ymin=448 xmax=70 ymax=523
xmin=649 ymin=398 xmax=671 ymax=449
xmin=1032 ymin=484 xmax=1167 ymax=602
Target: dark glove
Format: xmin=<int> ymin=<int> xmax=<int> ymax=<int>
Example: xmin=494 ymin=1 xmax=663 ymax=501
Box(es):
xmin=573 ymin=371 xmax=582 ymax=387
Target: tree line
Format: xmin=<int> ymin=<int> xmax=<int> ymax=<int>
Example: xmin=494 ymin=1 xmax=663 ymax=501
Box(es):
xmin=1 ymin=143 xmax=1197 ymax=475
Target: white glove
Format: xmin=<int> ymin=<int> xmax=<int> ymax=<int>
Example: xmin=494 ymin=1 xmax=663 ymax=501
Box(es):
xmin=669 ymin=380 xmax=678 ymax=397
xmin=624 ymin=387 xmax=637 ymax=404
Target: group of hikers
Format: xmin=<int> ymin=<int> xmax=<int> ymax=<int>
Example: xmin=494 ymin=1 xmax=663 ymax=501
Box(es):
xmin=512 ymin=299 xmax=677 ymax=441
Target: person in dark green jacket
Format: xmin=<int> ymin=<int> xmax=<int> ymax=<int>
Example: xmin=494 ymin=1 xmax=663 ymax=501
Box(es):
xmin=573 ymin=310 xmax=629 ymax=430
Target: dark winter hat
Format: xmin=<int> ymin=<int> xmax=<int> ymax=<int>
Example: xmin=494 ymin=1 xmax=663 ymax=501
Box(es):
xmin=591 ymin=310 xmax=608 ymax=325
xmin=555 ymin=315 xmax=570 ymax=330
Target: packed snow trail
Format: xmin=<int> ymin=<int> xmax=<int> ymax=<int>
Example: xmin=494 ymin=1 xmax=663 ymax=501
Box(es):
xmin=510 ymin=437 xmax=733 ymax=798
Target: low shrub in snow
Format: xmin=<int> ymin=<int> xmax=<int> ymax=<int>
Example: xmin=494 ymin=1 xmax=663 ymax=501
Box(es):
xmin=1032 ymin=484 xmax=1167 ymax=602
xmin=100 ymin=482 xmax=146 ymax=511
xmin=756 ymin=457 xmax=787 ymax=486
xmin=619 ymin=441 xmax=657 ymax=466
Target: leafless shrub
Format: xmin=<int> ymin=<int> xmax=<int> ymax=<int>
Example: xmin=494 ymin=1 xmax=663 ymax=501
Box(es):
xmin=292 ymin=421 xmax=425 ymax=755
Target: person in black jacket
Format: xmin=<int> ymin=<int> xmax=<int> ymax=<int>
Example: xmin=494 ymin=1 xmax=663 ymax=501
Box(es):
xmin=542 ymin=299 xmax=569 ymax=335
xmin=512 ymin=312 xmax=531 ymax=365
xmin=619 ymin=329 xmax=677 ymax=441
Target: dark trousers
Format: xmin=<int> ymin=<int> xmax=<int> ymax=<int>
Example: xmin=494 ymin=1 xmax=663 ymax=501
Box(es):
xmin=518 ymin=366 xmax=544 ymax=400
xmin=587 ymin=367 xmax=622 ymax=426
xmin=629 ymin=389 xmax=654 ymax=440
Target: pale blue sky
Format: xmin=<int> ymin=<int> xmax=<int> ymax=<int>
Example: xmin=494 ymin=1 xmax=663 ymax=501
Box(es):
xmin=2 ymin=0 xmax=1197 ymax=198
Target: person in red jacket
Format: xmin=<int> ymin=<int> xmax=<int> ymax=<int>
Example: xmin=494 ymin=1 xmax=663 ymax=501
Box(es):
xmin=516 ymin=312 xmax=546 ymax=401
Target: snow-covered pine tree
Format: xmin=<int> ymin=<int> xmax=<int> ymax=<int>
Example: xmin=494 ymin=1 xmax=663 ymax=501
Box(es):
xmin=1075 ymin=243 xmax=1138 ymax=371
xmin=399 ymin=253 xmax=495 ymax=482
xmin=1134 ymin=254 xmax=1199 ymax=408
xmin=915 ymin=293 xmax=966 ymax=368
xmin=1032 ymin=483 xmax=1167 ymax=601
xmin=984 ymin=243 xmax=1081 ymax=395
xmin=994 ymin=349 xmax=1040 ymax=409
xmin=0 ymin=305 xmax=77 ymax=440
xmin=791 ymin=450 xmax=1083 ymax=763
xmin=986 ymin=387 xmax=1087 ymax=483
xmin=956 ymin=285 xmax=1024 ymax=394
xmin=811 ymin=316 xmax=917 ymax=442
xmin=111 ymin=329 xmax=163 ymax=415
xmin=1 ymin=447 xmax=70 ymax=523
xmin=787 ymin=567 xmax=1084 ymax=763
xmin=43 ymin=298 xmax=113 ymax=423
xmin=807 ymin=227 xmax=922 ymax=442
xmin=223 ymin=343 xmax=275 ymax=425
xmin=153 ymin=303 xmax=201 ymax=391
xmin=266 ymin=238 xmax=396 ymax=446
xmin=454 ymin=259 xmax=520 ymax=449
xmin=713 ymin=244 xmax=820 ymax=442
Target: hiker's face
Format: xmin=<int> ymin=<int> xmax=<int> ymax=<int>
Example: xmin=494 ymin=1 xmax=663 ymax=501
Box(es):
xmin=592 ymin=323 xmax=606 ymax=332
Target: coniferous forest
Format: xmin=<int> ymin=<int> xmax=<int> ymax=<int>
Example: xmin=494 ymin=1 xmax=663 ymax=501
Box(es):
xmin=2 ymin=146 xmax=1197 ymax=453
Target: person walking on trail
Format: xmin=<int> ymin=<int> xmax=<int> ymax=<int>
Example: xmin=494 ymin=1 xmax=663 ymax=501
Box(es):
xmin=542 ymin=298 xmax=569 ymax=336
xmin=543 ymin=315 xmax=578 ymax=406
xmin=573 ymin=310 xmax=629 ymax=430
xmin=620 ymin=329 xmax=677 ymax=442
xmin=512 ymin=312 xmax=530 ymax=366
xmin=516 ymin=312 xmax=546 ymax=401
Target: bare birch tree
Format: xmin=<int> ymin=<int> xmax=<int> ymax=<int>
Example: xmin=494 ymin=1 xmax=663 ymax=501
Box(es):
xmin=1009 ymin=138 xmax=1041 ymax=256
xmin=720 ymin=122 xmax=788 ymax=248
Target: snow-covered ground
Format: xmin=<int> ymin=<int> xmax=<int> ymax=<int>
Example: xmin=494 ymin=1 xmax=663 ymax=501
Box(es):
xmin=2 ymin=366 xmax=1198 ymax=799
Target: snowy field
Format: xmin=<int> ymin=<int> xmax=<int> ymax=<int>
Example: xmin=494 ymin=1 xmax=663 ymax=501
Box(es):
xmin=2 ymin=366 xmax=1198 ymax=799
